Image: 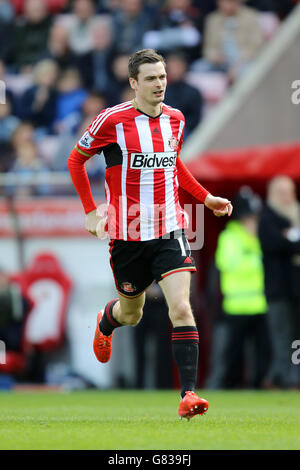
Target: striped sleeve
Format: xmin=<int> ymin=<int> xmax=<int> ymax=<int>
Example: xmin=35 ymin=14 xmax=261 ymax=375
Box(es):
xmin=76 ymin=108 xmax=116 ymax=157
xmin=174 ymin=113 xmax=210 ymax=203
xmin=176 ymin=157 xmax=210 ymax=203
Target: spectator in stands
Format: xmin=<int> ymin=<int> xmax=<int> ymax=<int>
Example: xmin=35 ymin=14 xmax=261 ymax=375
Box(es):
xmin=8 ymin=128 xmax=51 ymax=196
xmin=144 ymin=0 xmax=202 ymax=61
xmin=105 ymin=53 xmax=132 ymax=106
xmin=160 ymin=0 xmax=203 ymax=31
xmin=0 ymin=0 xmax=14 ymax=63
xmin=11 ymin=0 xmax=53 ymax=71
xmin=258 ymin=176 xmax=300 ymax=389
xmin=17 ymin=59 xmax=59 ymax=135
xmin=112 ymin=0 xmax=157 ymax=54
xmin=6 ymin=122 xmax=36 ymax=172
xmin=81 ymin=91 xmax=107 ymax=123
xmin=191 ymin=0 xmax=264 ymax=83
xmin=76 ymin=17 xmax=114 ymax=92
xmin=0 ymin=95 xmax=20 ymax=143
xmin=49 ymin=91 xmax=107 ymax=172
xmin=212 ymin=187 xmax=269 ymax=389
xmin=53 ymin=67 xmax=88 ymax=134
xmin=68 ymin=0 xmax=102 ymax=56
xmin=165 ymin=52 xmax=203 ymax=136
xmin=11 ymin=121 xmax=35 ymax=147
xmin=0 ymin=60 xmax=31 ymax=113
xmin=43 ymin=22 xmax=76 ymax=71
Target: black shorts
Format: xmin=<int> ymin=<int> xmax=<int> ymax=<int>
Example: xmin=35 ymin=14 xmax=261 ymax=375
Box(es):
xmin=109 ymin=229 xmax=196 ymax=298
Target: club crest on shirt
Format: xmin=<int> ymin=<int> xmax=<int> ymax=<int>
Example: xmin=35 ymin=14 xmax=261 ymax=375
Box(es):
xmin=79 ymin=131 xmax=94 ymax=149
xmin=168 ymin=136 xmax=179 ymax=151
xmin=121 ymin=282 xmax=137 ymax=293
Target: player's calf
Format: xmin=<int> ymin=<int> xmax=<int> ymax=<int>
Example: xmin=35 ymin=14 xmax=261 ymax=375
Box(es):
xmin=172 ymin=326 xmax=199 ymax=398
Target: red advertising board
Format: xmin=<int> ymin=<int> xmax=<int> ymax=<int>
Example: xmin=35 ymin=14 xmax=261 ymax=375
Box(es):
xmin=0 ymin=197 xmax=104 ymax=237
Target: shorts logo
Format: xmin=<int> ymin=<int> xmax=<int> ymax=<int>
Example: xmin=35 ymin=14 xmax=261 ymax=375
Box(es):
xmin=130 ymin=152 xmax=177 ymax=169
xmin=121 ymin=282 xmax=137 ymax=293
xmin=184 ymin=256 xmax=193 ymax=264
xmin=79 ymin=131 xmax=94 ymax=149
xmin=168 ymin=136 xmax=179 ymax=151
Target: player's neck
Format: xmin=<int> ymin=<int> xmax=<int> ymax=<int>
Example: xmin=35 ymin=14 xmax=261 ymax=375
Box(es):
xmin=132 ymin=98 xmax=162 ymax=119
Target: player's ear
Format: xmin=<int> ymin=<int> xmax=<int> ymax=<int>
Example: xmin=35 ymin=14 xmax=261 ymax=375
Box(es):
xmin=129 ymin=77 xmax=137 ymax=91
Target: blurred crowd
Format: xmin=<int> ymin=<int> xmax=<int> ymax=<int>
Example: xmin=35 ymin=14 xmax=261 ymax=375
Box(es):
xmin=0 ymin=0 xmax=294 ymax=197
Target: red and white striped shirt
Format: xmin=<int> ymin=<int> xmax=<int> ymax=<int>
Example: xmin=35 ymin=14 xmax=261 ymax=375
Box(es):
xmin=70 ymin=100 xmax=209 ymax=241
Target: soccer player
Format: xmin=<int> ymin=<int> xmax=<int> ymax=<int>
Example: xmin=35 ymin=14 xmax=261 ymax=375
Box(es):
xmin=68 ymin=49 xmax=232 ymax=420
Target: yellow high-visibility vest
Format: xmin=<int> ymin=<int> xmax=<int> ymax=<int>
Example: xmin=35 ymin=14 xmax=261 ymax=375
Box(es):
xmin=215 ymin=220 xmax=267 ymax=315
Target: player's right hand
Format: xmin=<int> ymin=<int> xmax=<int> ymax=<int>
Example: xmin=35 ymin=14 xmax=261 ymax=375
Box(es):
xmin=85 ymin=209 xmax=107 ymax=239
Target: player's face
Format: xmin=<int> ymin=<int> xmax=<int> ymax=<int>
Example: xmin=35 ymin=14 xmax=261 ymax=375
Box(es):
xmin=131 ymin=61 xmax=167 ymax=106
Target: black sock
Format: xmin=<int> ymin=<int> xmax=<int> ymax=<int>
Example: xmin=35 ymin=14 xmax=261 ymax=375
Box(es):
xmin=99 ymin=299 xmax=122 ymax=336
xmin=172 ymin=326 xmax=199 ymax=399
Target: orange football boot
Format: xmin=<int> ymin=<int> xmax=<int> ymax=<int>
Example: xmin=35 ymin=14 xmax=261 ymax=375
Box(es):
xmin=93 ymin=310 xmax=113 ymax=363
xmin=178 ymin=391 xmax=209 ymax=421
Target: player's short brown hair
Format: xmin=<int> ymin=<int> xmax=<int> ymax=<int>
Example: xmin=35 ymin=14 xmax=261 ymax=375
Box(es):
xmin=128 ymin=49 xmax=166 ymax=80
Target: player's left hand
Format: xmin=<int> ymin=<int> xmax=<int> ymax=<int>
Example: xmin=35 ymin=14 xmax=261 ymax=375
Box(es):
xmin=204 ymin=194 xmax=233 ymax=217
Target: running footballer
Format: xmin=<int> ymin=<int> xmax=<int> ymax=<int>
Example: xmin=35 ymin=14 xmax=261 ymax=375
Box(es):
xmin=68 ymin=49 xmax=233 ymax=420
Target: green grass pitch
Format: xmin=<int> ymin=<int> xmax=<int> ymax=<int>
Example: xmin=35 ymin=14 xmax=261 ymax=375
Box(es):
xmin=0 ymin=390 xmax=299 ymax=450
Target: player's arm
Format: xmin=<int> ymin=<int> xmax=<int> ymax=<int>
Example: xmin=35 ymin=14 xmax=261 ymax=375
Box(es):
xmin=68 ymin=146 xmax=102 ymax=236
xmin=68 ymin=146 xmax=96 ymax=214
xmin=68 ymin=114 xmax=113 ymax=236
xmin=176 ymin=157 xmax=232 ymax=217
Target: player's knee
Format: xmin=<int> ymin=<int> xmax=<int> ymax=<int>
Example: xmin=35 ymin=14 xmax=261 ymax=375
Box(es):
xmin=170 ymin=301 xmax=193 ymax=324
